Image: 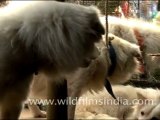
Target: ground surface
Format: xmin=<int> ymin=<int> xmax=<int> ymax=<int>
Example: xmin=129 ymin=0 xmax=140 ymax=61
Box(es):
xmin=20 ymin=109 xmax=46 ymax=120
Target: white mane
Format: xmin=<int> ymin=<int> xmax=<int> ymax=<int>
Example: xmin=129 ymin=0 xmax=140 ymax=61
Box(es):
xmin=100 ymin=16 xmax=160 ymax=54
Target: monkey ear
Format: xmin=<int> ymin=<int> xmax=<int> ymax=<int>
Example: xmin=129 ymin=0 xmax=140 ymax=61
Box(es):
xmin=137 ymin=92 xmax=146 ymax=100
xmin=136 ymin=92 xmax=150 ymax=107
xmin=108 ymin=36 xmax=114 ymax=41
xmin=108 ymin=33 xmax=115 ymax=40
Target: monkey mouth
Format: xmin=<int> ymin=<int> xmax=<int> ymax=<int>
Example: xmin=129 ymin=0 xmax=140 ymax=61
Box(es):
xmin=81 ymin=47 xmax=100 ymax=68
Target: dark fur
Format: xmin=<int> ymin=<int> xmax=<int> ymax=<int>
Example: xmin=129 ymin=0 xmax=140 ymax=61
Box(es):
xmin=0 ymin=0 xmax=8 ymax=7
xmin=0 ymin=1 xmax=104 ymax=119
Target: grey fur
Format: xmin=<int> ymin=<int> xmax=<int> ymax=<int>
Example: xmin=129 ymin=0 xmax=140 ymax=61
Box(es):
xmin=0 ymin=1 xmax=104 ymax=119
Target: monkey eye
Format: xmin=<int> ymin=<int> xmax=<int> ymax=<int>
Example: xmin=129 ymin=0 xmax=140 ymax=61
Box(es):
xmin=141 ymin=111 xmax=145 ymax=116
